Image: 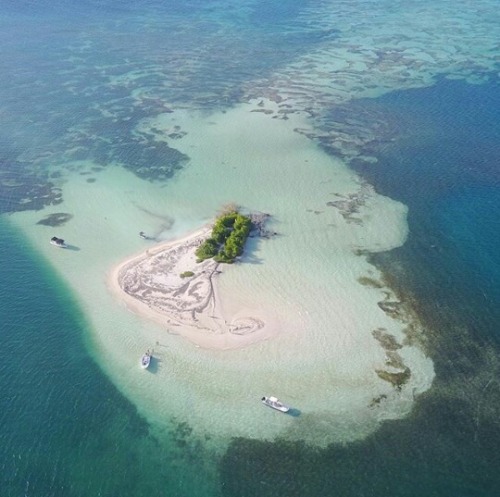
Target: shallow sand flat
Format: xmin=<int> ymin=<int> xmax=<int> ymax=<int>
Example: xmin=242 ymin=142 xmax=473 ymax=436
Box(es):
xmin=9 ymin=100 xmax=434 ymax=446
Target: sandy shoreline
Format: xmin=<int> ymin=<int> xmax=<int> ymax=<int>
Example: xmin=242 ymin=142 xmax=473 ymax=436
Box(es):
xmin=108 ymin=225 xmax=279 ymax=349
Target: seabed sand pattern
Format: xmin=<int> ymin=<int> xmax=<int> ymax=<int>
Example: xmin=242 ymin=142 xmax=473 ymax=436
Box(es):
xmin=9 ymin=100 xmax=434 ymax=447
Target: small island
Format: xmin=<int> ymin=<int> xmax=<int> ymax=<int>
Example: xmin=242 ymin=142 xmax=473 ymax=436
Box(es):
xmin=109 ymin=208 xmax=276 ymax=349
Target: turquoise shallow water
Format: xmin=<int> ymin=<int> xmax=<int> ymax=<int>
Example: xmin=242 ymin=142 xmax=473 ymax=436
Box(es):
xmin=0 ymin=219 xmax=222 ymax=496
xmin=0 ymin=220 xmax=193 ymax=496
xmin=1 ymin=1 xmax=500 ymax=496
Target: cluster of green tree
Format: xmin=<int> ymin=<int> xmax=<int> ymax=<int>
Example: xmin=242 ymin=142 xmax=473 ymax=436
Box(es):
xmin=195 ymin=211 xmax=252 ymax=263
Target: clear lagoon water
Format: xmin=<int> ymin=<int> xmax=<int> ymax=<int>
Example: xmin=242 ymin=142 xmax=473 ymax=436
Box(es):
xmin=1 ymin=1 xmax=500 ymax=496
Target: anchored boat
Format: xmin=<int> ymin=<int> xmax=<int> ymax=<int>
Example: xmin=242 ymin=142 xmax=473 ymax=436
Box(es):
xmin=50 ymin=236 xmax=66 ymax=248
xmin=140 ymin=350 xmax=152 ymax=369
xmin=261 ymin=396 xmax=290 ymax=413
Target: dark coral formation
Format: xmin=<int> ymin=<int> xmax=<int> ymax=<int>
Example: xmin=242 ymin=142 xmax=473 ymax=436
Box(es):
xmin=248 ymin=212 xmax=277 ymax=238
xmin=36 ymin=212 xmax=73 ymax=227
xmin=375 ymin=367 xmax=411 ymax=390
xmin=0 ymin=159 xmax=63 ymax=214
xmin=372 ymin=328 xmax=403 ymax=351
xmin=357 ymin=276 xmax=384 ymax=288
xmin=372 ymin=321 xmax=412 ymax=390
xmin=65 ymin=132 xmax=189 ymax=183
xmin=326 ymin=182 xmax=374 ymax=224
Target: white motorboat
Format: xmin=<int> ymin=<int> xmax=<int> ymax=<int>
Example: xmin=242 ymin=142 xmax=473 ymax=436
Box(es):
xmin=50 ymin=236 xmax=66 ymax=248
xmin=261 ymin=396 xmax=290 ymax=413
xmin=141 ymin=350 xmax=152 ymax=369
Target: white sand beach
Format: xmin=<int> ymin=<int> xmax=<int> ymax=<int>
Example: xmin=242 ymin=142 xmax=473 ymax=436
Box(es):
xmin=8 ymin=99 xmax=434 ymax=447
xmin=108 ymin=225 xmax=280 ymax=350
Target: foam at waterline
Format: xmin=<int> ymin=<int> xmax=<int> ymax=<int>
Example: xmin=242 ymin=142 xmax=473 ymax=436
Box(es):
xmin=8 ymin=100 xmax=434 ymax=446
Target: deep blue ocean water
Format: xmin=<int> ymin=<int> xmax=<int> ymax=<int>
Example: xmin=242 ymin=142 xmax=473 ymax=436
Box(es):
xmin=351 ymin=77 xmax=500 ymax=344
xmin=1 ymin=1 xmax=500 ymax=496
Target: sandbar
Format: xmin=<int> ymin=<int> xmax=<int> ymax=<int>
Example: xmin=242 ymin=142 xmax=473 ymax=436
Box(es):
xmin=109 ymin=226 xmax=278 ymax=349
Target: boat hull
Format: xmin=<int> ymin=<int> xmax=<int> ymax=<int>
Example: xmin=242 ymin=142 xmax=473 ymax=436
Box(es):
xmin=261 ymin=396 xmax=290 ymax=412
xmin=140 ymin=354 xmax=151 ymax=369
xmin=50 ymin=241 xmax=66 ymax=248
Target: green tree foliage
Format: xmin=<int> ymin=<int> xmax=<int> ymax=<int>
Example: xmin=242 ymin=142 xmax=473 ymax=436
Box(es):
xmin=219 ymin=212 xmax=238 ymax=227
xmin=212 ymin=223 xmax=230 ymax=244
xmin=234 ymin=214 xmax=251 ymax=234
xmin=195 ymin=237 xmax=219 ymax=261
xmin=196 ymin=210 xmax=252 ymax=263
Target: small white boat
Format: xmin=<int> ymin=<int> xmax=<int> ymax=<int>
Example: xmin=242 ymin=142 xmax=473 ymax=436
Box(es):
xmin=261 ymin=396 xmax=290 ymax=413
xmin=50 ymin=236 xmax=66 ymax=248
xmin=141 ymin=350 xmax=152 ymax=369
